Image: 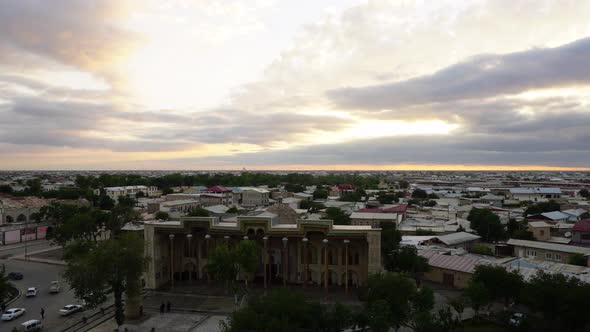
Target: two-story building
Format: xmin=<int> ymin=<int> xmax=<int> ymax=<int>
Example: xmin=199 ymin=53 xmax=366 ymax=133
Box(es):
xmin=572 ymin=219 xmax=590 ymax=246
xmin=507 ymin=238 xmax=590 ymax=264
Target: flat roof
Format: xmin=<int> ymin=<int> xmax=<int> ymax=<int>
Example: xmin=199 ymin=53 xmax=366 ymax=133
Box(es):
xmin=507 ymin=238 xmax=590 ymax=254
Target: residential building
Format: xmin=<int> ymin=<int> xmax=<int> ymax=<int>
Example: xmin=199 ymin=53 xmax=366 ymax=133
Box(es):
xmin=527 ymin=211 xmax=570 ymax=223
xmin=572 ymin=219 xmax=590 ymax=246
xmin=350 ymin=212 xmax=400 ymax=228
xmin=239 ymin=187 xmax=270 ymax=207
xmin=509 ymin=188 xmax=562 ymax=202
xmin=419 ymin=251 xmax=491 ymax=288
xmin=528 ymin=221 xmax=551 ymax=241
xmin=429 ymin=232 xmax=481 ymax=250
xmin=507 ymin=238 xmax=590 ymax=264
xmin=203 ymin=186 xmax=233 ymax=205
xmin=159 ymin=200 xmax=201 ymax=214
xmin=96 ymin=185 xmax=159 ymax=200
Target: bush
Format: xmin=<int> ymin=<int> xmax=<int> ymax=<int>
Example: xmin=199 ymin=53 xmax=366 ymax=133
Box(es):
xmin=470 ymin=244 xmax=494 ymax=256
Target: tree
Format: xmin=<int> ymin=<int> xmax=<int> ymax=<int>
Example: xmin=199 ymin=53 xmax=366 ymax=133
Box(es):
xmin=135 ymin=191 xmax=145 ymax=198
xmin=398 ymin=180 xmax=410 ymax=189
xmin=468 ymin=208 xmax=506 ymax=242
xmin=384 ymin=246 xmax=430 ymax=285
xmin=470 ymin=265 xmax=523 ymax=306
xmin=524 ymin=200 xmax=561 ymax=216
xmin=207 ymin=244 xmax=239 ymax=293
xmin=154 ymin=211 xmax=169 ymax=221
xmin=579 ymin=189 xmax=589 ymax=198
xmin=284 ymin=183 xmax=306 ymax=193
xmin=117 ymin=195 xmax=136 ymax=208
xmin=464 ymin=281 xmax=490 ymax=316
xmin=512 ymin=229 xmax=535 ymax=240
xmin=226 ymin=206 xmax=240 ymax=214
xmin=187 ymin=207 xmax=210 ymax=217
xmin=234 ymin=240 xmax=259 ymax=288
xmin=0 ymin=264 xmax=9 ymax=305
xmin=313 ymin=189 xmax=329 ymax=200
xmin=470 ymin=244 xmax=494 ymax=256
xmin=365 ymin=272 xmax=436 ymax=331
xmin=0 ymin=184 xmax=13 ymax=194
xmin=412 ymin=189 xmax=428 ymax=199
xmin=322 ymin=207 xmax=350 ymax=225
xmin=377 ymin=192 xmax=398 ymax=204
xmin=98 ymin=195 xmax=115 ymax=210
xmin=162 ymin=187 xmax=174 ymax=195
xmin=221 ymin=289 xmax=354 ymax=332
xmin=568 ymin=253 xmax=587 ymax=266
xmin=380 ymin=222 xmax=401 ymax=265
xmin=63 ymin=232 xmax=146 ymax=327
xmin=25 ymin=178 xmax=42 ymax=196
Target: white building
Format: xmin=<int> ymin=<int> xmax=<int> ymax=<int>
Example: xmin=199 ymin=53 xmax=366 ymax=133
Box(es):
xmin=509 ymin=188 xmax=562 ymax=202
xmin=95 ymin=185 xmax=160 ymax=200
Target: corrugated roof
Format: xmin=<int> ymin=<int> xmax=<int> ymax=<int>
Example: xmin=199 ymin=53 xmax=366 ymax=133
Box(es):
xmin=420 ymin=251 xmax=491 ymax=273
xmin=435 ymin=232 xmax=481 ymax=245
xmin=507 ymin=238 xmax=590 ymax=254
xmin=350 ymin=212 xmax=398 ymax=220
xmin=510 ymin=187 xmax=562 ymax=195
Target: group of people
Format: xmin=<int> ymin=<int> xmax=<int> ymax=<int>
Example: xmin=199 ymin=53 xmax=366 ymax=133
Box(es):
xmin=159 ymin=301 xmax=172 ymax=313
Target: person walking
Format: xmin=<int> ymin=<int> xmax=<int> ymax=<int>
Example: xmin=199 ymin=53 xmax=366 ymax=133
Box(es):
xmin=40 ymin=308 xmax=45 ymax=319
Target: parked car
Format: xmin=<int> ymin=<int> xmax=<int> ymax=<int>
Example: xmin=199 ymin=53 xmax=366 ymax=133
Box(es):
xmin=1 ymin=308 xmax=26 ymax=321
xmin=49 ymin=281 xmax=61 ymax=294
xmin=7 ymin=272 xmax=23 ymax=280
xmin=21 ymin=319 xmax=43 ymax=331
xmin=509 ymin=312 xmax=526 ymax=327
xmin=59 ymin=304 xmax=83 ymax=316
xmin=25 ymin=287 xmax=38 ymax=297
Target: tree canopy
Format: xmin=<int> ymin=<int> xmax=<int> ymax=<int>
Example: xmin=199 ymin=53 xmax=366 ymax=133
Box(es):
xmin=467 ymin=208 xmax=506 ymax=242
xmin=524 ymin=200 xmax=561 ymax=216
xmin=322 ymin=207 xmax=351 ymax=225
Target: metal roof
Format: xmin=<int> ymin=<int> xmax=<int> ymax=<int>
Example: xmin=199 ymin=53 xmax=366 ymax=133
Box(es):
xmin=509 ymin=187 xmax=562 ymax=194
xmin=435 ymin=232 xmax=481 ymax=245
xmin=419 ymin=251 xmax=491 ymax=273
xmin=507 ymin=238 xmax=590 ymax=254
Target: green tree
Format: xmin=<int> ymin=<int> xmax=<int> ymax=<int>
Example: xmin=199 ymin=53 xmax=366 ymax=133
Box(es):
xmin=398 ymin=180 xmax=410 ymax=189
xmin=162 ymin=187 xmax=174 ymax=195
xmin=0 ymin=184 xmax=13 ymax=194
xmin=322 ymin=207 xmax=350 ymax=225
xmin=412 ymin=189 xmax=428 ymax=199
xmin=135 ymin=191 xmax=145 ymax=198
xmin=63 ymin=232 xmax=147 ymax=327
xmin=99 ymin=195 xmax=115 ymax=210
xmin=380 ymin=222 xmax=401 ymax=265
xmin=25 ymin=178 xmax=42 ymax=196
xmin=117 ymin=195 xmax=136 ymax=208
xmin=226 ymin=206 xmax=240 ymax=214
xmin=467 ymin=208 xmax=506 ymax=242
xmin=284 ymin=183 xmax=306 ymax=193
xmin=313 ymin=189 xmax=329 ymax=200
xmin=579 ymin=189 xmax=589 ymax=198
xmin=154 ymin=211 xmax=169 ymax=221
xmin=464 ymin=281 xmax=490 ymax=316
xmin=470 ymin=244 xmax=494 ymax=256
xmin=568 ymin=253 xmax=587 ymax=266
xmin=384 ymin=246 xmax=430 ymax=285
xmin=524 ymin=200 xmax=561 ymax=216
xmin=0 ymin=264 xmax=9 ymax=305
xmin=207 ymin=244 xmax=238 ymax=293
xmin=366 ymin=300 xmax=390 ymax=332
xmin=470 ymin=265 xmax=523 ymax=305
xmin=234 ymin=240 xmax=259 ymax=288
xmin=187 ymin=207 xmax=210 ymax=217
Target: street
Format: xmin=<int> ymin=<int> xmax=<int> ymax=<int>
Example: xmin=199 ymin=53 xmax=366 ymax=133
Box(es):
xmin=1 ymin=242 xmax=83 ymax=331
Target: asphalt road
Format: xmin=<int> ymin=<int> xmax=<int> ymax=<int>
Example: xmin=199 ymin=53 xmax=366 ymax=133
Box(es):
xmin=0 ymin=240 xmax=56 ymax=260
xmin=1 ymin=248 xmax=84 ymax=331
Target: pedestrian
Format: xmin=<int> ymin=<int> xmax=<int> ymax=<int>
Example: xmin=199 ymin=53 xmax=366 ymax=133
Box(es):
xmin=159 ymin=303 xmax=165 ymax=313
xmin=166 ymin=301 xmax=171 ymax=312
xmin=40 ymin=308 xmax=45 ymax=319
xmin=139 ymin=305 xmax=143 ymax=316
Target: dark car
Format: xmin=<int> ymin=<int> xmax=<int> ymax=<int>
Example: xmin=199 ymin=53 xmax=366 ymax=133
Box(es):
xmin=7 ymin=272 xmax=23 ymax=280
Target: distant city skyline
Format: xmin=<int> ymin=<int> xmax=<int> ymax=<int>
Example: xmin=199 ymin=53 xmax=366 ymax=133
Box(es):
xmin=1 ymin=0 xmax=590 ymax=170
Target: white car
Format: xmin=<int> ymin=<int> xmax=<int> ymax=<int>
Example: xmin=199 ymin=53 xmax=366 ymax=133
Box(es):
xmin=1 ymin=308 xmax=26 ymax=321
xmin=49 ymin=281 xmax=61 ymax=294
xmin=59 ymin=304 xmax=83 ymax=316
xmin=26 ymin=287 xmax=38 ymax=297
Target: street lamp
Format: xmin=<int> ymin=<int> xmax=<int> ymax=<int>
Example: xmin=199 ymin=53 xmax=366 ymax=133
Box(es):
xmin=205 ymin=234 xmax=211 ymax=283
xmin=187 ymin=234 xmax=193 ymax=282
xmin=169 ymin=234 xmax=175 ymax=287
xmin=302 ymin=237 xmax=309 ymax=288
xmin=263 ymin=236 xmax=269 ymax=293
xmin=322 ymin=238 xmax=328 ymax=292
xmin=282 ymin=237 xmax=288 ymax=287
xmin=343 ymin=239 xmax=350 ymax=296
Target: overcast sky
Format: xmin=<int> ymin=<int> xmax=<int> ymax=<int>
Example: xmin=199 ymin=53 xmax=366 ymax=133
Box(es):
xmin=1 ymin=0 xmax=590 ymax=170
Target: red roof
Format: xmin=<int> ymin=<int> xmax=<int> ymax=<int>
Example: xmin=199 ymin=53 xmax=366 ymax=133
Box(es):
xmin=338 ymin=184 xmax=357 ymax=190
xmin=383 ymin=204 xmax=408 ymax=213
xmin=573 ymin=219 xmax=590 ymax=232
xmin=205 ymin=186 xmax=231 ymax=193
xmin=357 ymin=208 xmax=383 ymax=213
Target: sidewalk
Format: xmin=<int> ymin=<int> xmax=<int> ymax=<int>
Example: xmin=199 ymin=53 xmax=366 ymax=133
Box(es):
xmin=0 ymin=239 xmax=51 ymax=252
xmin=11 ymin=245 xmax=65 ymax=265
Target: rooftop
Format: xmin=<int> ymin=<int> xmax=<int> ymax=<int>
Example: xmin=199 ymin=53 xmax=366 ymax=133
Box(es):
xmin=435 ymin=232 xmax=481 ymax=245
xmin=507 ymin=238 xmax=590 ymax=255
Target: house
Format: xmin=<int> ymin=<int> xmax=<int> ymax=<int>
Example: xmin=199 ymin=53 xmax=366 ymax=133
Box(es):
xmin=239 ymin=187 xmax=270 ymax=207
xmin=528 ymin=221 xmax=551 ymax=241
xmin=350 ymin=212 xmax=400 ymax=228
xmin=282 ymin=197 xmax=302 ymax=209
xmin=430 ymin=232 xmax=481 ymax=250
xmin=507 ymin=238 xmax=590 ymax=264
xmin=419 ymin=250 xmax=491 ymax=288
xmin=293 ymin=192 xmax=313 ymax=201
xmin=572 ymin=219 xmax=590 ymax=246
xmin=527 ymin=211 xmax=570 ymax=223
xmin=323 ymin=201 xmax=355 ymax=213
xmin=509 ymin=188 xmax=562 ymax=202
xmin=159 ymin=200 xmax=201 ymax=214
xmin=95 ymin=185 xmax=160 ymax=200
xmin=562 ymin=208 xmax=588 ymax=222
xmin=203 ymin=186 xmax=233 ymax=205
xmin=477 ymin=194 xmax=504 ymax=207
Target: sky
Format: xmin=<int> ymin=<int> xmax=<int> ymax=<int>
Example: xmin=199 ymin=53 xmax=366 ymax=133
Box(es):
xmin=1 ymin=0 xmax=590 ymax=170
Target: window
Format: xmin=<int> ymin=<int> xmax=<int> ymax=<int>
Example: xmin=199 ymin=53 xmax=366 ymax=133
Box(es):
xmin=554 ymin=254 xmax=561 ymax=261
xmin=526 ymin=249 xmax=537 ymax=257
xmin=540 ymin=230 xmax=545 ymax=236
xmin=545 ymin=253 xmax=552 ymax=260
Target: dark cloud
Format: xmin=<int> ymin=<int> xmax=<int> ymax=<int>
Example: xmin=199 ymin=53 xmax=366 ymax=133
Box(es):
xmin=328 ymin=37 xmax=590 ymax=109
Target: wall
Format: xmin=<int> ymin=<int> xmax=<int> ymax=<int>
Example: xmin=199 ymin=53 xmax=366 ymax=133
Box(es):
xmin=422 ymin=267 xmax=472 ymax=289
xmin=513 ymin=245 xmax=571 ymax=264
